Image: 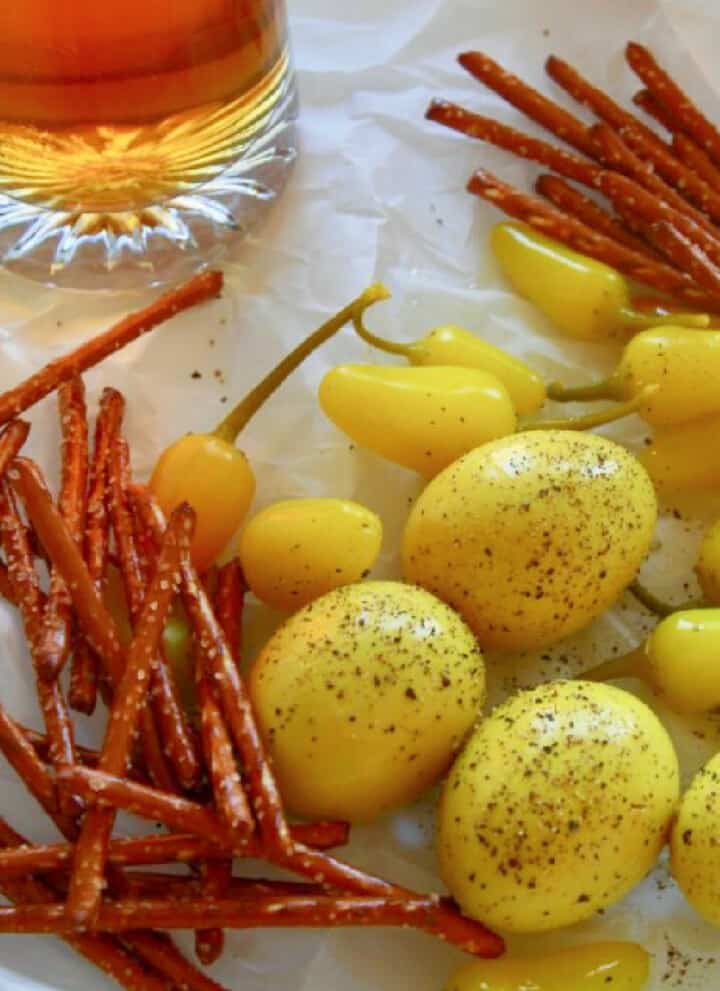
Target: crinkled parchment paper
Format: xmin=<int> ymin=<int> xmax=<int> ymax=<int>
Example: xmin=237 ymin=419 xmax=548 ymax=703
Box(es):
xmin=2 ymin=0 xmax=720 ymax=987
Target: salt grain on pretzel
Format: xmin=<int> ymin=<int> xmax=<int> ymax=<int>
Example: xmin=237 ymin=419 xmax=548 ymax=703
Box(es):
xmin=65 ymin=504 xmax=193 ymax=927
xmin=626 ymin=41 xmax=720 ymax=168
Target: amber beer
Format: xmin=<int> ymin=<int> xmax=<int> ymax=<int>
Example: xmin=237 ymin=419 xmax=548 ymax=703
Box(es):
xmin=0 ymin=1 xmax=291 ymax=212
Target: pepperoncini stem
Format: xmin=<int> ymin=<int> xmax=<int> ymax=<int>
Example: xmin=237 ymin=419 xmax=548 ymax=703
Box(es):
xmin=619 ymin=305 xmax=710 ymax=330
xmin=212 ymin=283 xmax=391 ymax=445
xmin=523 ymin=386 xmax=656 ymax=431
xmin=583 ymin=646 xmax=650 ymax=683
xmin=352 ymin=311 xmax=412 ymax=357
xmin=547 ymin=377 xmax=624 ymax=402
xmin=630 ymin=579 xmax=703 ymax=617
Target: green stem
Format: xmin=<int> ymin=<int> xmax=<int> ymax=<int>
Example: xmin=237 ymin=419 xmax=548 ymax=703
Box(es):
xmin=582 ymin=646 xmax=650 ymax=683
xmin=524 ymin=386 xmax=655 ymax=431
xmin=352 ymin=311 xmax=413 ymax=358
xmin=547 ymin=377 xmax=622 ymax=403
xmin=629 ymin=580 xmax=704 ymax=617
xmin=213 ymin=283 xmax=391 ymax=444
xmin=619 ymin=306 xmax=710 ymax=330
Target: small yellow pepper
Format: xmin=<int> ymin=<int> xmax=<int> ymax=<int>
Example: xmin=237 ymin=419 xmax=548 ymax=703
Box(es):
xmin=639 ymin=415 xmax=720 ymax=492
xmin=150 ymin=284 xmax=390 ymax=572
xmin=239 ymin=498 xmax=382 ymax=611
xmin=549 ymin=327 xmax=720 ymax=426
xmin=491 ymin=221 xmax=709 ymax=340
xmin=586 ymin=608 xmax=720 ymax=715
xmin=445 ymin=941 xmax=650 ymax=991
xmin=352 ymin=316 xmax=546 ymax=415
xmin=318 ymin=364 xmax=517 ymax=476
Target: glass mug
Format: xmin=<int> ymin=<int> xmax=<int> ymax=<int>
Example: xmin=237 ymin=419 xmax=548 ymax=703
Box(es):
xmin=0 ymin=1 xmax=298 ymax=288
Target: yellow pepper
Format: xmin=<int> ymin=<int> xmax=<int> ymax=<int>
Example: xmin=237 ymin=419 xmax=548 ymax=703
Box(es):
xmin=491 ymin=221 xmax=709 ymax=340
xmin=318 ymin=364 xmax=517 ymax=476
xmin=587 ymin=608 xmax=720 ymax=716
xmin=150 ymin=284 xmax=390 ymax=572
xmin=239 ymin=498 xmax=382 ymax=611
xmin=352 ymin=316 xmax=546 ymax=415
xmin=549 ymin=327 xmax=720 ymax=426
xmin=697 ymin=520 xmax=720 ymax=604
xmin=640 ymin=415 xmax=720 ymax=492
xmin=446 ymin=941 xmax=650 ymax=991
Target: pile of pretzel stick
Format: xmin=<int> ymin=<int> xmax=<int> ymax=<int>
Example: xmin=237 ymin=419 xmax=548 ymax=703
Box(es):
xmin=428 ymin=42 xmax=720 ymax=309
xmin=0 ymin=272 xmax=503 ymax=991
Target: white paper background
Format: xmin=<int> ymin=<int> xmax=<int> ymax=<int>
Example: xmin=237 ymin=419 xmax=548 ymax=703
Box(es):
xmin=2 ymin=0 xmax=720 ymax=987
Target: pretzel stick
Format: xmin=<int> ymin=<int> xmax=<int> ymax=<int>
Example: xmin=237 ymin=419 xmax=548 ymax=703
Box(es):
xmin=0 ymin=560 xmax=14 ymax=603
xmin=0 ymin=272 xmax=222 ymax=428
xmin=626 ymin=41 xmax=720 ymax=167
xmin=60 ymin=765 xmax=251 ymax=848
xmin=66 ymin=504 xmax=193 ymax=927
xmin=0 ymin=876 xmax=169 ymax=990
xmin=0 ymin=819 xmax=225 ymax=991
xmin=70 ymin=388 xmax=125 ymax=715
xmin=181 ymin=558 xmax=294 ymax=858
xmin=17 ymin=722 xmax=149 ymax=784
xmin=637 ymin=87 xmax=720 ymax=190
xmin=0 ymin=708 xmax=214 ymax=991
xmin=0 ymin=479 xmax=80 ymax=804
xmin=0 ymin=419 xmax=29 ymax=480
xmin=121 ymin=873 xmax=323 ymax=899
xmin=119 ymin=931 xmax=229 ymax=991
xmin=535 ymin=173 xmax=656 ymax=254
xmin=108 ymin=435 xmax=201 ymax=792
xmin=0 ymin=894 xmax=482 ymax=941
xmin=0 ymin=702 xmax=59 ymax=819
xmin=10 ymin=457 xmax=175 ymax=790
xmin=545 ymin=54 xmax=720 ymax=223
xmin=64 ymin=735 xmax=503 ymax=954
xmin=198 ymin=567 xmax=253 ymax=837
xmin=193 ymin=561 xmax=251 ymax=965
xmin=595 ymin=166 xmax=720 ymax=273
xmin=588 ymin=121 xmax=717 ymax=235
xmin=0 ymin=423 xmax=30 ymax=607
xmin=457 ymin=50 xmax=595 ymax=154
xmin=17 ymin=723 xmax=102 ymax=767
xmin=466 ymin=167 xmax=720 ymax=305
xmin=36 ymin=378 xmax=89 ymax=682
xmin=647 ymin=220 xmax=720 ymax=295
xmin=0 ymin=822 xmax=350 ymax=878
xmin=425 ymin=99 xmax=599 ymax=185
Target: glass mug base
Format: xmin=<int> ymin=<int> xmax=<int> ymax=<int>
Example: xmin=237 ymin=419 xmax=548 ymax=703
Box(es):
xmin=0 ymin=48 xmax=298 ymax=290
